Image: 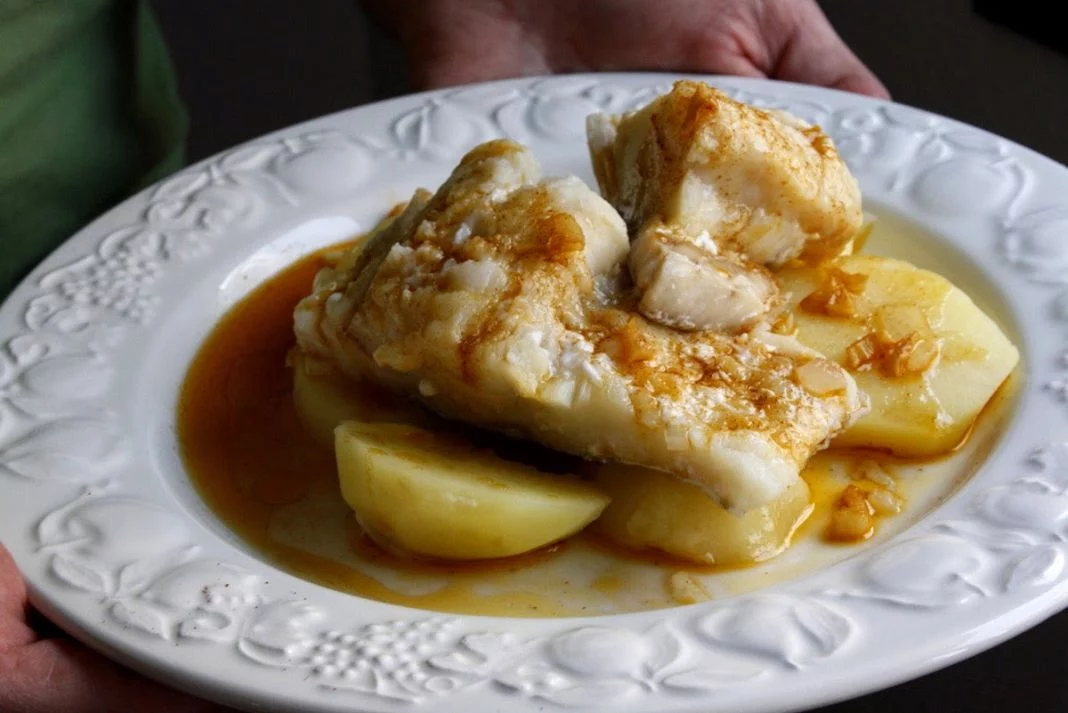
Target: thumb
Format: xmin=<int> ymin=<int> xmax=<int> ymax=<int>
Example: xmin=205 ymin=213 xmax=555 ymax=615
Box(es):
xmin=773 ymin=1 xmax=890 ymax=99
xmin=0 ymin=542 xmax=35 ymax=650
xmin=2 ymin=638 xmax=228 ymax=713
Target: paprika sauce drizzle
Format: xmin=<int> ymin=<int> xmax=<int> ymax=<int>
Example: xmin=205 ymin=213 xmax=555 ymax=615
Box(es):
xmin=177 ymin=242 xmax=1012 ymax=617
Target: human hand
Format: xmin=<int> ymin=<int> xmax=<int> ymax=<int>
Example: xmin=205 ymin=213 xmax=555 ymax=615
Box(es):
xmin=0 ymin=543 xmax=225 ymax=713
xmin=369 ymin=0 xmax=888 ymax=98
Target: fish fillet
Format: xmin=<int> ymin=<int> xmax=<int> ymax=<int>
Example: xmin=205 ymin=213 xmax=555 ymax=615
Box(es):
xmin=587 ymin=80 xmax=864 ymax=332
xmin=294 ymin=138 xmax=866 ymax=511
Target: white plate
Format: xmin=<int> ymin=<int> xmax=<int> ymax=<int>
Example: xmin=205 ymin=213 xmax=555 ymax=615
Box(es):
xmin=1 ymin=73 xmax=1066 ymax=713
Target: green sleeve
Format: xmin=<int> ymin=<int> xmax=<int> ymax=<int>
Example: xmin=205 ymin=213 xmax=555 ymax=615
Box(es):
xmin=0 ymin=0 xmax=188 ymax=297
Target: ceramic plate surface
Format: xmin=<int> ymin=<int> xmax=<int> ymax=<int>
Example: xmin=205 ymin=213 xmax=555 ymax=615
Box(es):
xmin=1 ymin=73 xmax=1067 ymax=713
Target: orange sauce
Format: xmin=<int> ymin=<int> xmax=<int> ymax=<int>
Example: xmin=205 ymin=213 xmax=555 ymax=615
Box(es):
xmin=178 ymin=251 xmax=334 ymax=542
xmin=179 ymin=248 xmax=653 ymax=616
xmin=178 ymin=244 xmax=1006 ymax=616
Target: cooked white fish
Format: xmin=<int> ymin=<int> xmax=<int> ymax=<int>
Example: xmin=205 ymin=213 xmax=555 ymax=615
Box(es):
xmin=587 ymin=80 xmax=863 ymax=332
xmin=294 ymin=139 xmax=866 ymax=511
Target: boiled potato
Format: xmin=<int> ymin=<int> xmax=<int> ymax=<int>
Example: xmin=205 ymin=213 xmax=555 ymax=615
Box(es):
xmin=335 ymin=422 xmax=610 ymax=560
xmin=591 ymin=465 xmax=812 ymax=565
xmin=779 ymin=255 xmax=1018 ymax=457
xmin=291 ymin=350 xmax=424 ymax=447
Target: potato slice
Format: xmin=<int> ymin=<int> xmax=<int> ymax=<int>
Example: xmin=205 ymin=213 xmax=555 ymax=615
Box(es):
xmin=335 ymin=422 xmax=610 ymax=560
xmin=591 ymin=465 xmax=812 ymax=565
xmin=779 ymin=255 xmax=1019 ymax=457
xmin=291 ymin=350 xmax=423 ymax=447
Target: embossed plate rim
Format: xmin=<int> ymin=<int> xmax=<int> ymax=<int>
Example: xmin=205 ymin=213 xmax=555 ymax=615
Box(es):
xmin=1 ymin=73 xmax=1067 ymax=713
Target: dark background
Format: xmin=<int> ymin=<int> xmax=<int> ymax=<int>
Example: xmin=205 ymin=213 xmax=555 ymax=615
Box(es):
xmin=151 ymin=0 xmax=1068 ymax=166
xmin=148 ymin=1 xmax=1068 ymax=711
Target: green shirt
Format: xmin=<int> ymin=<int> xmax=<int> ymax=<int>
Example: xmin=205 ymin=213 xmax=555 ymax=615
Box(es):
xmin=0 ymin=0 xmax=188 ymax=297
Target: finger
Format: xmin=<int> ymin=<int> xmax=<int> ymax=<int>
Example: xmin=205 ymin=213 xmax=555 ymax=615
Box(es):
xmin=773 ymin=1 xmax=890 ymax=99
xmin=0 ymin=543 xmax=27 ymax=610
xmin=399 ymin=3 xmax=550 ymax=89
xmin=0 ymin=638 xmax=228 ymax=713
xmin=0 ymin=543 xmax=34 ymax=651
xmin=413 ymin=44 xmax=547 ymax=90
xmin=833 ymin=72 xmax=890 ymax=99
xmin=686 ymin=46 xmax=770 ymax=80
